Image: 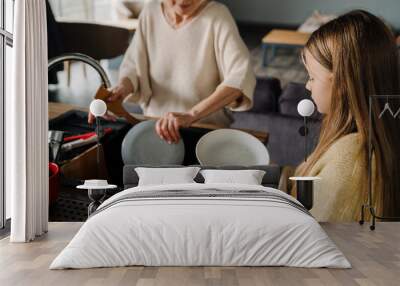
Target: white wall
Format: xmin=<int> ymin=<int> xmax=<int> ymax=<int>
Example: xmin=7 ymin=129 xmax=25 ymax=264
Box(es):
xmin=219 ymin=0 xmax=400 ymax=29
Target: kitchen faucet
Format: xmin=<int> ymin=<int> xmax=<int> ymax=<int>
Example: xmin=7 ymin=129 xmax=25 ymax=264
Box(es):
xmin=48 ymin=53 xmax=111 ymax=88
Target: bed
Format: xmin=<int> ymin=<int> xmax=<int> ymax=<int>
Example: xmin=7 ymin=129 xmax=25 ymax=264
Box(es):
xmin=50 ymin=165 xmax=351 ymax=269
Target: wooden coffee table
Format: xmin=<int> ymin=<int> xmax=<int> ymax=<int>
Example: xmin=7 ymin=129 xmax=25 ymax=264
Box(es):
xmin=262 ymin=29 xmax=311 ymax=67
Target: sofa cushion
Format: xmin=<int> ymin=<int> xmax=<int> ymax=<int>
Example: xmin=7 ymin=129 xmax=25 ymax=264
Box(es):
xmin=279 ymin=82 xmax=320 ymax=119
xmin=249 ymin=77 xmax=281 ymax=114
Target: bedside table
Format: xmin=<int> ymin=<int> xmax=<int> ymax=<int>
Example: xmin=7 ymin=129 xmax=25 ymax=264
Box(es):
xmin=77 ymin=180 xmax=117 ymax=216
xmin=289 ymin=177 xmax=321 ymax=210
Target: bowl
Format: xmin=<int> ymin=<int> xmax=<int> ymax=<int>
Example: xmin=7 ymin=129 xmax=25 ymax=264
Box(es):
xmin=121 ymin=120 xmax=185 ymax=165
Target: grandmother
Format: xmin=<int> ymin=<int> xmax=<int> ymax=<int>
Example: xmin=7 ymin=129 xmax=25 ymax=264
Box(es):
xmin=89 ymin=0 xmax=256 ymax=144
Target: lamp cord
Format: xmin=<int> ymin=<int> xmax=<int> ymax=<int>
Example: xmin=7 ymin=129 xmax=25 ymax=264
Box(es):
xmin=304 ymin=116 xmax=308 ymax=162
xmin=96 ymin=117 xmax=101 ymax=170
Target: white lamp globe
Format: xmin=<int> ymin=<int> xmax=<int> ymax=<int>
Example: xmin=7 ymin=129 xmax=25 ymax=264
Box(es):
xmin=90 ymin=99 xmax=107 ymax=117
xmin=297 ymin=99 xmax=315 ymax=117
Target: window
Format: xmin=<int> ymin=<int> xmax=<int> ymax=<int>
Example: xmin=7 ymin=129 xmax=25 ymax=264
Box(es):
xmin=48 ymin=0 xmax=112 ymax=21
xmin=1 ymin=0 xmax=14 ymax=229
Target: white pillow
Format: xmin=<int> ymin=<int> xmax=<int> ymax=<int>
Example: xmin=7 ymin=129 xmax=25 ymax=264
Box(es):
xmin=200 ymin=169 xmax=266 ymax=185
xmin=135 ymin=167 xmax=201 ymax=186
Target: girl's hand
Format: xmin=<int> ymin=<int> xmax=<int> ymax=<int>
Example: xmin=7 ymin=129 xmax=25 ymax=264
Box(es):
xmin=155 ymin=112 xmax=197 ymax=144
xmin=88 ymin=78 xmax=134 ymax=124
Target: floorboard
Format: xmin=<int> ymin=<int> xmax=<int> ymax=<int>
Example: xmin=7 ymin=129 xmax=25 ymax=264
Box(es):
xmin=1 ymin=222 xmax=399 ymax=286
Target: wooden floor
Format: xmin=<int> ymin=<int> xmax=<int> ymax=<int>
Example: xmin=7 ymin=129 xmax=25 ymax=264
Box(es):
xmin=0 ymin=222 xmax=399 ymax=286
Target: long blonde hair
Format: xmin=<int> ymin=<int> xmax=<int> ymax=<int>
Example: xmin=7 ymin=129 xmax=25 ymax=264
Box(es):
xmin=296 ymin=10 xmax=400 ymax=217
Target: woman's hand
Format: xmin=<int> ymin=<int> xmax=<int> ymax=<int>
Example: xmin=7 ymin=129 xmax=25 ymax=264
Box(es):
xmin=88 ymin=77 xmax=134 ymax=124
xmin=155 ymin=112 xmax=197 ymax=144
xmin=154 ymin=87 xmax=243 ymax=143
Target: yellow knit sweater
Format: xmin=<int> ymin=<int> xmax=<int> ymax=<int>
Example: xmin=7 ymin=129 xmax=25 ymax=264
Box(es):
xmin=304 ymin=133 xmax=375 ymax=222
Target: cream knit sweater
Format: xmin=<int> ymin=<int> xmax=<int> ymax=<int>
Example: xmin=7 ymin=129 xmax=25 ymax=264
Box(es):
xmin=304 ymin=133 xmax=374 ymax=222
xmin=120 ymin=0 xmax=256 ymax=126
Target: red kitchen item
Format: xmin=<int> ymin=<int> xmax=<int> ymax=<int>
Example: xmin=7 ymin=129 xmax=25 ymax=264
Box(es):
xmin=49 ymin=162 xmax=60 ymax=205
xmin=63 ymin=128 xmax=113 ymax=142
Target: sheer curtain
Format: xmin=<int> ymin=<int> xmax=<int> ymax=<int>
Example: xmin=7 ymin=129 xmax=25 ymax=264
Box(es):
xmin=7 ymin=0 xmax=48 ymax=242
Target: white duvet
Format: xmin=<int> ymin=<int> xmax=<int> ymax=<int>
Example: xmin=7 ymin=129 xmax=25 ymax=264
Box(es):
xmin=50 ymin=183 xmax=351 ymax=269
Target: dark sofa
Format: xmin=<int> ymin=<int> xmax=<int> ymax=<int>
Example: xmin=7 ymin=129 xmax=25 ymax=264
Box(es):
xmin=231 ymin=77 xmax=322 ymax=166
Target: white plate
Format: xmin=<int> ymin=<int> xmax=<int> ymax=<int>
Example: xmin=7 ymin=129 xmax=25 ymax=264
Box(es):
xmin=196 ymin=129 xmax=270 ymax=166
